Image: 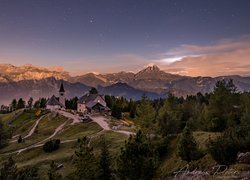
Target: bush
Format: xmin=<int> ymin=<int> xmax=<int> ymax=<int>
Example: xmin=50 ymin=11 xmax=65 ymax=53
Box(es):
xmin=18 ymin=136 xmax=23 ymax=143
xmin=43 ymin=139 xmax=60 ymax=152
xmin=208 ymin=136 xmax=238 ymax=165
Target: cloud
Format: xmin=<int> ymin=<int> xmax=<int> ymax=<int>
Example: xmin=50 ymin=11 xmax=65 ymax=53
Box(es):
xmin=157 ymin=35 xmax=250 ymax=77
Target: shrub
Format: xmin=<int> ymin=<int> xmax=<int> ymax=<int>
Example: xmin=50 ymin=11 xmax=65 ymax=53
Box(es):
xmin=208 ymin=136 xmax=238 ymax=165
xmin=43 ymin=139 xmax=60 ymax=152
xmin=18 ymin=136 xmax=23 ymax=143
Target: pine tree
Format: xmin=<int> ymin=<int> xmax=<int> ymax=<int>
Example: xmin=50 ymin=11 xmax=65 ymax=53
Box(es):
xmin=71 ymin=137 xmax=99 ymax=179
xmin=129 ymin=101 xmax=136 ymax=119
xmin=178 ymin=126 xmax=201 ymax=162
xmin=136 ymin=96 xmax=156 ymax=134
xmin=11 ymin=99 xmax=17 ymax=111
xmin=117 ymin=131 xmax=157 ymax=180
xmin=89 ymin=87 xmax=98 ymax=94
xmin=17 ymin=98 xmax=26 ymax=109
xmin=111 ymin=102 xmax=122 ymax=119
xmin=48 ymin=161 xmax=62 ymax=180
xmin=0 ymin=120 xmax=11 ymax=148
xmin=0 ymin=157 xmax=17 ymax=180
xmin=40 ymin=98 xmax=47 ymax=108
xmin=27 ymin=97 xmax=33 ymax=109
xmin=98 ymin=137 xmax=113 ymax=180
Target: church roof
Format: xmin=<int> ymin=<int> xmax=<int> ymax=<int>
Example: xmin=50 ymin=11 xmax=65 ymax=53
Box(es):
xmin=59 ymin=83 xmax=65 ymax=92
xmin=77 ymin=93 xmax=100 ymax=104
xmin=47 ymin=95 xmax=64 ymax=106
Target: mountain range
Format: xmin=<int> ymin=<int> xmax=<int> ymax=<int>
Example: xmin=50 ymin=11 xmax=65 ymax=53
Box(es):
xmin=1 ymin=64 xmax=250 ymax=104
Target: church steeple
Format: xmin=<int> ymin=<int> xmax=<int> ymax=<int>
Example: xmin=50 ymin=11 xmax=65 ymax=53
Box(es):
xmin=59 ymin=82 xmax=65 ymax=107
xmin=59 ymin=83 xmax=65 ymax=93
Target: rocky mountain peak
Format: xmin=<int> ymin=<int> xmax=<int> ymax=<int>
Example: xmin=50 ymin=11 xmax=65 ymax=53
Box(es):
xmin=142 ymin=65 xmax=160 ymax=72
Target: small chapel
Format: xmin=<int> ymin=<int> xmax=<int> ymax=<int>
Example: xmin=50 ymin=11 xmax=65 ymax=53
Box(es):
xmin=46 ymin=83 xmax=66 ymax=110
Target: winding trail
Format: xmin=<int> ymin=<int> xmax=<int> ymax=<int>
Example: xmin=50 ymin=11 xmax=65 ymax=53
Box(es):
xmin=15 ymin=120 xmax=68 ymax=154
xmin=24 ymin=115 xmax=45 ymax=139
xmin=39 ymin=121 xmax=67 ymax=143
xmin=55 ymin=110 xmax=80 ymax=125
xmin=10 ymin=115 xmax=46 ymax=143
xmin=2 ymin=111 xmax=135 ymax=156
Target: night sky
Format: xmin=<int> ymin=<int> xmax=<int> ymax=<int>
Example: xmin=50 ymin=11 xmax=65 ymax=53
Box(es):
xmin=0 ymin=0 xmax=250 ymax=76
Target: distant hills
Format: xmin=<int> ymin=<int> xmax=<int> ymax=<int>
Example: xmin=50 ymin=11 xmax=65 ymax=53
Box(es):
xmin=1 ymin=63 xmax=250 ymax=104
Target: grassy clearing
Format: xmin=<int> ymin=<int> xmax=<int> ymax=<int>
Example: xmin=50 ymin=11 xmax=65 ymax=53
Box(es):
xmin=25 ymin=113 xmax=68 ymax=144
xmin=0 ymin=109 xmax=23 ymax=123
xmin=193 ymin=131 xmax=221 ymax=150
xmin=0 ymin=113 xmax=69 ymax=154
xmin=55 ymin=122 xmax=103 ymax=140
xmin=91 ymin=130 xmax=129 ymax=155
xmin=13 ymin=130 xmax=129 ymax=178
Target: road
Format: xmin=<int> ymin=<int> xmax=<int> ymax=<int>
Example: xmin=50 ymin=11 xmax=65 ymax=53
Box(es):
xmin=89 ymin=116 xmax=111 ymax=130
xmin=55 ymin=110 xmax=80 ymax=125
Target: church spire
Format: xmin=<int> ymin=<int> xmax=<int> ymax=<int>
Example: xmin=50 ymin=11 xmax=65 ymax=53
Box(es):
xmin=59 ymin=82 xmax=65 ymax=93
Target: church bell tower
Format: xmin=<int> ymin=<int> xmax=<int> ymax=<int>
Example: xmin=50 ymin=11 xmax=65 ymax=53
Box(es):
xmin=59 ymin=82 xmax=65 ymax=107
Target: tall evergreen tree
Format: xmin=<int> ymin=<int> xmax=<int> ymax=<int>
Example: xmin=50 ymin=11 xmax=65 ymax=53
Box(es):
xmin=40 ymin=98 xmax=47 ymax=108
xmin=178 ymin=126 xmax=201 ymax=162
xmin=206 ymin=79 xmax=239 ymax=131
xmin=47 ymin=161 xmax=61 ymax=180
xmin=71 ymin=137 xmax=99 ymax=179
xmin=27 ymin=97 xmax=33 ymax=109
xmin=89 ymin=87 xmax=98 ymax=94
xmin=17 ymin=98 xmax=25 ymax=109
xmin=111 ymin=102 xmax=122 ymax=119
xmin=11 ymin=99 xmax=17 ymax=111
xmin=136 ymin=96 xmax=156 ymax=134
xmin=0 ymin=157 xmax=17 ymax=180
xmin=98 ymin=137 xmax=113 ymax=180
xmin=0 ymin=120 xmax=11 ymax=148
xmin=117 ymin=131 xmax=157 ymax=180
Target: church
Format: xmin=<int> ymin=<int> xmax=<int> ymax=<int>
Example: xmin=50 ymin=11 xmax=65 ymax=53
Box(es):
xmin=46 ymin=83 xmax=66 ymax=110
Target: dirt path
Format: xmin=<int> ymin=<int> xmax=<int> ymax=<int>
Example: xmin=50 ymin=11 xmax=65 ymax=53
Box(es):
xmin=89 ymin=116 xmax=111 ymax=130
xmin=24 ymin=115 xmax=45 ymax=139
xmin=39 ymin=121 xmax=67 ymax=143
xmin=10 ymin=115 xmax=46 ymax=143
xmin=55 ymin=110 xmax=80 ymax=125
xmin=8 ymin=120 xmax=69 ymax=155
xmin=3 ymin=112 xmax=134 ymax=156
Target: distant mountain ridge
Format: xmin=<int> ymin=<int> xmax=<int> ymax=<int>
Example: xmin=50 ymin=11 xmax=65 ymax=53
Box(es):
xmin=1 ymin=64 xmax=250 ymax=104
xmin=0 ymin=64 xmax=70 ymax=82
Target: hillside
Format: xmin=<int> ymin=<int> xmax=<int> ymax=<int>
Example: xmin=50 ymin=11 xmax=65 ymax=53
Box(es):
xmin=0 ymin=109 xmax=249 ymax=179
xmin=0 ymin=109 xmax=130 ymax=178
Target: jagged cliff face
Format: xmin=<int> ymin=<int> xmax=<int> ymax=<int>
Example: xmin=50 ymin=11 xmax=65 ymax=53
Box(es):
xmin=0 ymin=64 xmax=70 ymax=82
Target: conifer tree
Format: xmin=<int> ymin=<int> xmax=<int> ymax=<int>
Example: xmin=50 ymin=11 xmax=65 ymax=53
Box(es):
xmin=178 ymin=126 xmax=201 ymax=162
xmin=117 ymin=131 xmax=157 ymax=180
xmin=0 ymin=157 xmax=17 ymax=180
xmin=72 ymin=137 xmax=99 ymax=179
xmin=136 ymin=95 xmax=156 ymax=134
xmin=48 ymin=161 xmax=61 ymax=180
xmin=98 ymin=137 xmax=113 ymax=180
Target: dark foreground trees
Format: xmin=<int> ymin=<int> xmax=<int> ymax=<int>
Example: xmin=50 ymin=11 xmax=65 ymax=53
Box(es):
xmin=178 ymin=126 xmax=202 ymax=162
xmin=0 ymin=157 xmax=17 ymax=180
xmin=117 ymin=131 xmax=158 ymax=180
xmin=0 ymin=120 xmax=11 ymax=149
xmin=70 ymin=137 xmax=99 ymax=179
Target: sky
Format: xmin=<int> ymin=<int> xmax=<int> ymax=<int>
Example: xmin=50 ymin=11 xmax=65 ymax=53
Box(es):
xmin=0 ymin=0 xmax=250 ymax=76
